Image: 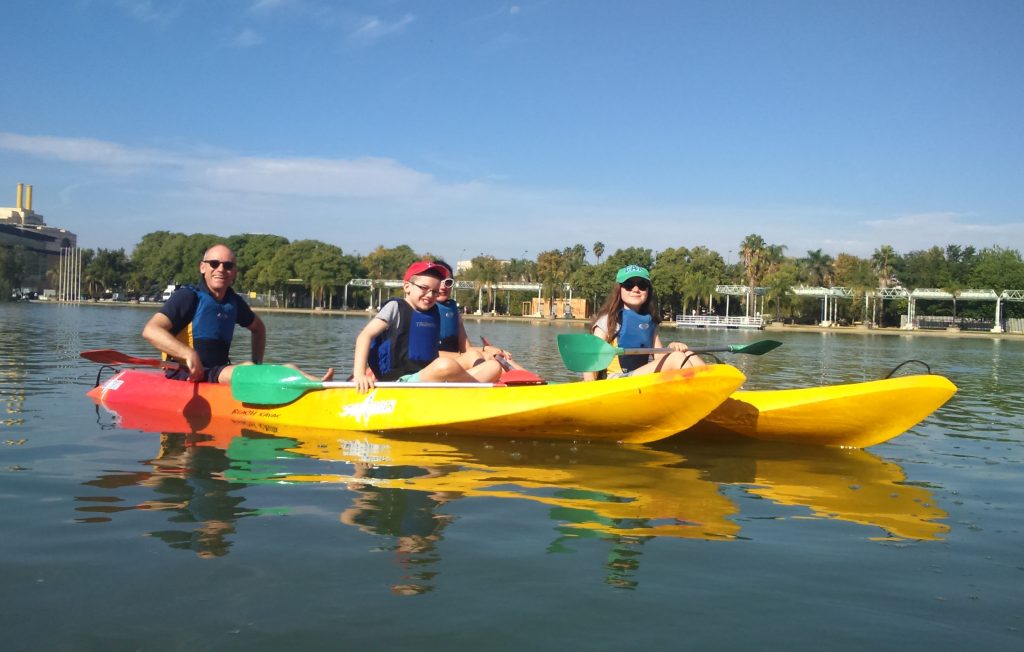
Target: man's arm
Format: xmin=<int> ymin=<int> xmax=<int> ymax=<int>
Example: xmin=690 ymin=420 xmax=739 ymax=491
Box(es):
xmin=247 ymin=314 xmax=266 ymax=363
xmin=142 ymin=313 xmax=203 ymax=381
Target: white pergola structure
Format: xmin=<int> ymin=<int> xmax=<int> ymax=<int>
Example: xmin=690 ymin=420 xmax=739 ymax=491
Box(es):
xmin=869 ymin=286 xmax=910 ymax=326
xmin=905 ymin=288 xmax=1003 ymax=331
xmin=714 ymin=284 xmax=767 ymax=317
xmin=790 ymin=286 xmax=855 ymax=326
xmin=996 ymin=290 xmax=1024 ymax=333
xmin=482 ymin=282 xmax=544 ymax=315
xmin=344 ymin=279 xmax=543 ymax=312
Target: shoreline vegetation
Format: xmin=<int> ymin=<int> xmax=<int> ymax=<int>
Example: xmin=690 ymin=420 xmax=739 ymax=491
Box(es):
xmin=9 ymin=233 xmax=1024 ymax=331
xmin=42 ymin=298 xmax=1023 ymax=340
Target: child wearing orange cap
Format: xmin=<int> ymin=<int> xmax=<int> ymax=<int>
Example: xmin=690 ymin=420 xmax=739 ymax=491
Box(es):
xmin=351 ymin=261 xmax=504 ymax=393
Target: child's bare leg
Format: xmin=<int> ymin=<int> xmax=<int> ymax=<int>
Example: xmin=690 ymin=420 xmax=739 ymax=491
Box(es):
xmin=466 ymin=359 xmax=503 ymax=382
xmin=418 ymin=357 xmax=479 ymax=383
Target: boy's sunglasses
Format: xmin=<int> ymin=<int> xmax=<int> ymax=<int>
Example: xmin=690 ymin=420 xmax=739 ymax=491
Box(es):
xmin=204 ymin=259 xmax=237 ymax=271
xmin=410 ymin=282 xmax=441 ymax=297
xmin=621 ymin=279 xmax=650 ymax=291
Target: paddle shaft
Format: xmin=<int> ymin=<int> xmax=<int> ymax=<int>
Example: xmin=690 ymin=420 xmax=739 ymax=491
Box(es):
xmin=480 ymin=337 xmax=513 ymax=371
xmin=316 ymin=381 xmax=494 ymax=389
xmin=555 ymin=333 xmax=782 ymax=372
xmin=618 ymin=345 xmax=735 ymax=356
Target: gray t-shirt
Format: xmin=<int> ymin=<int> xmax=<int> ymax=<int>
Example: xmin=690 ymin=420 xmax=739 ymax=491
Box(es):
xmin=375 ymin=300 xmax=403 ymax=331
xmin=592 ymin=313 xmax=612 ymax=337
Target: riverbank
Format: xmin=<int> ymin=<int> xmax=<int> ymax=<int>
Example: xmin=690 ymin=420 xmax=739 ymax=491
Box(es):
xmin=762 ymin=321 xmax=1024 ymax=340
xmin=31 ymin=299 xmax=1024 ymax=339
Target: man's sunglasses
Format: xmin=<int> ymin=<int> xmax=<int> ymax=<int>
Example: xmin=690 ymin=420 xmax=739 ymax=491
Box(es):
xmin=203 ymin=259 xmax=237 ymax=271
xmin=621 ymin=279 xmax=650 ymax=291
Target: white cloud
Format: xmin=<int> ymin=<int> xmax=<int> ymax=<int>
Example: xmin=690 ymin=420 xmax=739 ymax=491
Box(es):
xmin=859 ymin=212 xmax=1023 ymax=252
xmin=248 ymin=0 xmax=297 ymax=14
xmin=231 ymin=27 xmax=265 ymax=48
xmin=4 ymin=132 xmax=1021 ymax=259
xmin=202 ymin=156 xmax=434 ymax=198
xmin=115 ymin=0 xmax=181 ymax=24
xmin=0 ymin=132 xmax=187 ymax=168
xmin=348 ymin=13 xmax=415 ymax=45
xmin=0 ymin=132 xmax=450 ymax=200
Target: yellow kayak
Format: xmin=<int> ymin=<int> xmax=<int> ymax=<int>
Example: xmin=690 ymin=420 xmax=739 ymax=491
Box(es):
xmin=88 ymin=364 xmax=746 ymax=444
xmin=684 ymin=374 xmax=957 ymax=448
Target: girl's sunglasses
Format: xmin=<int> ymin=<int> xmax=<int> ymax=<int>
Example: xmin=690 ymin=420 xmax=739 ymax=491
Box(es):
xmin=203 ymin=259 xmax=236 ymax=271
xmin=440 ymin=278 xmax=455 ymax=289
xmin=621 ymin=279 xmax=650 ymax=291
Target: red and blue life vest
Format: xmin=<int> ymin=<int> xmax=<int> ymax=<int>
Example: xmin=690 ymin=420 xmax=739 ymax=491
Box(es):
xmin=369 ymin=299 xmax=441 ymax=381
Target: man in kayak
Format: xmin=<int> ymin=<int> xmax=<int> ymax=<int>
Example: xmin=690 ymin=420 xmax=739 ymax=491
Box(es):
xmin=351 ymin=260 xmax=503 ymax=393
xmin=583 ymin=264 xmax=705 ymax=381
xmin=143 ymin=243 xmax=330 ymax=384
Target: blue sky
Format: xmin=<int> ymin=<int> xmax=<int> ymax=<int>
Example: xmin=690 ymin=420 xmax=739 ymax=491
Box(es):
xmin=2 ymin=0 xmax=1022 ymax=264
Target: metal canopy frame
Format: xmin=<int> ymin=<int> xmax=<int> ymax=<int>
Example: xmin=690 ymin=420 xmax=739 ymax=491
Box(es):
xmin=343 ymin=278 xmax=544 ymax=311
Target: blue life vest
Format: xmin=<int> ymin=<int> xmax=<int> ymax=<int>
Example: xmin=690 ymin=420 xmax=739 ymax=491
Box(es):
xmin=437 ymin=299 xmax=461 ymax=352
xmin=170 ymin=284 xmax=240 ymax=367
xmin=616 ymin=309 xmax=654 ymax=372
xmin=369 ymin=299 xmax=441 ymax=381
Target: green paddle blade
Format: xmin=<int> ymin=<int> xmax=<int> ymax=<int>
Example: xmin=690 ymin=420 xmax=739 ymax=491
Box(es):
xmin=556 ymin=334 xmax=621 ymax=372
xmin=231 ymin=364 xmax=323 ymax=405
xmin=722 ymin=340 xmax=783 ymax=355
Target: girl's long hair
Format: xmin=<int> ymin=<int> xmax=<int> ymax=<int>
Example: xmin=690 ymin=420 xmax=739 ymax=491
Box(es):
xmin=589 ymin=281 xmax=662 ymax=342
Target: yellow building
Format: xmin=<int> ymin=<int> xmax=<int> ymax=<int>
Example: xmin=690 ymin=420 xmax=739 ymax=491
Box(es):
xmin=1 ymin=183 xmax=78 ymax=292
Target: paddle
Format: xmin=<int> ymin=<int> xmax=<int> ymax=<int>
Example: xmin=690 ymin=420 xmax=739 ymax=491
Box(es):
xmin=231 ymin=364 xmax=495 ymax=405
xmin=80 ymin=349 xmax=180 ymax=370
xmin=556 ymin=334 xmax=782 ymax=373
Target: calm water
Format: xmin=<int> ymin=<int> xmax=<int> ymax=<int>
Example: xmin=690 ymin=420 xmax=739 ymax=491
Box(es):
xmin=1 ymin=302 xmax=1022 ymax=650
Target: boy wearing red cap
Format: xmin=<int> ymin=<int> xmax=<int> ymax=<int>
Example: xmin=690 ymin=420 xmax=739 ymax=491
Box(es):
xmin=351 ymin=261 xmax=503 ymax=393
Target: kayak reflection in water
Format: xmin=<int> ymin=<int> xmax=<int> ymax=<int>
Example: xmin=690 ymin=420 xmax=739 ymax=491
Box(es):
xmin=340 ymin=463 xmax=456 ymax=595
xmin=78 ymin=432 xmax=259 ymax=559
xmin=583 ymin=265 xmax=706 ymax=381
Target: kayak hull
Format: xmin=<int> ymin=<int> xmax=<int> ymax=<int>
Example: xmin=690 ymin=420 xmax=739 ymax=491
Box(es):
xmin=87 ymin=364 xmax=746 ymax=444
xmin=684 ymin=374 xmax=957 ymax=448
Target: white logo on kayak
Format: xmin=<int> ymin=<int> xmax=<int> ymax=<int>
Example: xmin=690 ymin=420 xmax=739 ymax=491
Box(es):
xmin=102 ymin=378 xmax=124 ymax=392
xmin=341 ymin=390 xmax=396 ymax=425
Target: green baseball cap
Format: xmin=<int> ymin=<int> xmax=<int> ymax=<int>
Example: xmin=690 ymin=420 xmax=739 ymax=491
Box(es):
xmin=615 ymin=265 xmax=650 ymax=284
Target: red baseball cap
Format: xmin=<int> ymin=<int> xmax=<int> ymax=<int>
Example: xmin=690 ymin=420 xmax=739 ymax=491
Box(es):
xmin=403 ymin=261 xmax=450 ymax=281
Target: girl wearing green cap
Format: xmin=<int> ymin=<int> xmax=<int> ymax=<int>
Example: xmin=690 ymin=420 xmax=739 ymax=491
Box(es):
xmin=583 ymin=265 xmax=705 ymax=381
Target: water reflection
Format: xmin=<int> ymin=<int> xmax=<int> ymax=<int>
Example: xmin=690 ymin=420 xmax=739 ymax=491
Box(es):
xmin=77 ymin=432 xmax=260 ymax=558
xmin=78 ymin=398 xmax=949 ymax=591
xmin=340 ymin=464 xmax=453 ymax=595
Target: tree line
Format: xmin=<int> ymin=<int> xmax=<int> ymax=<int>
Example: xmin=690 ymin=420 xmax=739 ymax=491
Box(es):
xmin=4 ymin=230 xmax=1023 ymax=324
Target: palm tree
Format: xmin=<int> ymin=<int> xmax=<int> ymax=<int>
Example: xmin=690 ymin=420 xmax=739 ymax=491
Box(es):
xmin=592 ymin=241 xmax=605 ymax=264
xmin=738 ymin=234 xmax=767 ymax=316
xmin=944 ymin=280 xmax=963 ymax=329
xmin=872 ymin=245 xmax=897 ymax=287
xmin=802 ymin=249 xmax=834 ymax=287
